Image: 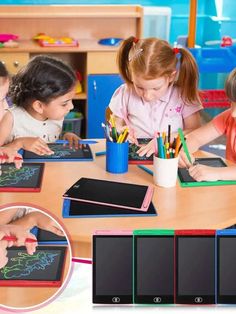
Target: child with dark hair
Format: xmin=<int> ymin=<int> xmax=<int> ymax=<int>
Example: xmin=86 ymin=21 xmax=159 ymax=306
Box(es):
xmin=0 ymin=55 xmax=80 ymax=155
xmin=179 ymin=68 xmax=236 ymax=181
xmin=109 ymin=36 xmax=202 ymax=156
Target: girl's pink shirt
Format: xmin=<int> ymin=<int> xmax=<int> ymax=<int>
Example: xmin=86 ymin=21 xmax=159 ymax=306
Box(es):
xmin=213 ymin=108 xmax=236 ymax=163
xmin=109 ymin=84 xmax=202 ymax=138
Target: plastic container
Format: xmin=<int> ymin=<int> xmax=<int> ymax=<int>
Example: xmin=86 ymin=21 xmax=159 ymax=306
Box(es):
xmin=106 ymin=141 xmax=129 ymax=174
xmin=63 ymin=112 xmax=83 ymax=136
xmin=200 ymin=90 xmax=230 ymax=108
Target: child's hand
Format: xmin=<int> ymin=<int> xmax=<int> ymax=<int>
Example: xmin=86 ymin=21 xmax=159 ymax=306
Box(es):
xmin=21 ymin=137 xmax=54 ymax=155
xmin=0 ymin=146 xmax=23 ymax=169
xmin=136 ymin=139 xmax=155 ymax=157
xmin=0 ymin=224 xmax=38 ymax=268
xmin=63 ymin=132 xmax=80 ymax=149
xmin=30 ymin=212 xmax=64 ymax=237
xmin=0 ymin=236 xmax=8 ymax=269
xmin=178 ymin=149 xmax=195 ymax=168
xmin=189 ymin=164 xmax=220 ymax=182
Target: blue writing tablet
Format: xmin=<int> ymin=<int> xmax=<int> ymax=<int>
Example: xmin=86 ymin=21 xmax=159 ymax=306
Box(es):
xmin=216 ymin=229 xmax=236 ymax=304
xmin=23 ymin=140 xmax=93 ymax=162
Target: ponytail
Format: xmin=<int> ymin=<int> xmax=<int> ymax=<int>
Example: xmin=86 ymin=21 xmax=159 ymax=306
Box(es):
xmin=175 ymin=48 xmax=201 ymax=104
xmin=117 ymin=36 xmax=137 ymax=85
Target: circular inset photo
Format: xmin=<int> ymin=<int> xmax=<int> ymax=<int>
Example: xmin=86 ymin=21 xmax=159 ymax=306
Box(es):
xmin=0 ymin=204 xmax=72 ymax=311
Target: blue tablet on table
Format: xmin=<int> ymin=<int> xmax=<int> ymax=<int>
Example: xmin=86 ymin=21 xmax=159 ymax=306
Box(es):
xmin=22 ymin=140 xmax=93 ymax=162
xmin=62 ymin=198 xmax=157 ymax=218
xmin=30 ymin=227 xmax=67 ymax=245
xmin=216 ymin=229 xmax=236 ymax=304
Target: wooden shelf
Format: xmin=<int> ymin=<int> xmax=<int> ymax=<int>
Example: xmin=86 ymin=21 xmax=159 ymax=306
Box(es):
xmin=74 ymin=93 xmax=86 ymax=100
xmin=0 ymin=5 xmax=143 ymax=19
xmin=0 ymin=5 xmax=143 ymax=137
xmin=0 ymin=39 xmax=120 ymax=53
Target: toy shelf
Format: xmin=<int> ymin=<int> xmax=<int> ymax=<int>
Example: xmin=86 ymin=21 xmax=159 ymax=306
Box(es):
xmin=200 ymin=90 xmax=230 ymax=108
xmin=0 ymin=5 xmax=143 ymax=137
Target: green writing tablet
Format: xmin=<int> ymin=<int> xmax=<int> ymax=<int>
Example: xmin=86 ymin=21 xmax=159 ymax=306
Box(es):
xmin=178 ymin=157 xmax=236 ymax=187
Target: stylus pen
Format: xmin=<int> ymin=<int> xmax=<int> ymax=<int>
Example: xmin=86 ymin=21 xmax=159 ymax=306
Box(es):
xmin=79 ymin=140 xmax=98 ymax=145
xmin=95 ymin=151 xmax=106 ymax=156
xmin=178 ymin=128 xmax=192 ymax=164
xmin=2 ymin=236 xmax=37 ymax=243
xmin=137 ymin=165 xmax=153 ymax=176
xmin=0 ymin=154 xmax=23 ymax=161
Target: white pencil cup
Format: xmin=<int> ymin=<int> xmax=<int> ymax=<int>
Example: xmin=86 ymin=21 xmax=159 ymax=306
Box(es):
xmin=153 ymin=156 xmax=179 ymax=188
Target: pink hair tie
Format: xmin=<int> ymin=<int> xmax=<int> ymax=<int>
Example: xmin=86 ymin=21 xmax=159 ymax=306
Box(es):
xmin=133 ymin=37 xmax=139 ymax=44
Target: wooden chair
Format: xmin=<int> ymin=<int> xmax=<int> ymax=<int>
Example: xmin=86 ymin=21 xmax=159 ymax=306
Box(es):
xmin=105 ymin=106 xmax=113 ymax=122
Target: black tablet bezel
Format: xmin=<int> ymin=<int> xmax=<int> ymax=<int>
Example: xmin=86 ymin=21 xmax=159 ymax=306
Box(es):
xmin=0 ymin=163 xmax=44 ymax=191
xmin=175 ymin=234 xmax=215 ymax=304
xmin=217 ymin=235 xmax=236 ymax=304
xmin=92 ymin=235 xmax=133 ymax=304
xmin=133 ymin=234 xmax=174 ymax=304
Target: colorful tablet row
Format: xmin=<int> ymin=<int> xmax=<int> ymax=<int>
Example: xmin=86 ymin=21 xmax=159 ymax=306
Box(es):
xmin=93 ymin=229 xmax=236 ymax=305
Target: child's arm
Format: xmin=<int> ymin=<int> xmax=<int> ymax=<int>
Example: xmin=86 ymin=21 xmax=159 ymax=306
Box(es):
xmin=188 ymin=163 xmax=236 ymax=181
xmin=9 ymin=211 xmax=64 ymax=237
xmin=178 ymin=121 xmax=223 ymax=168
xmin=183 ymin=111 xmax=201 ymax=134
xmin=0 ymin=111 xmax=14 ymax=146
xmin=0 ymin=111 xmax=53 ymax=155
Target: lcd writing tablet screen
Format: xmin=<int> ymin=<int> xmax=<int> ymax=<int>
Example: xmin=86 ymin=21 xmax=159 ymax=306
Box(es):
xmin=23 ymin=143 xmax=93 ymax=160
xmin=37 ymin=229 xmax=67 ymax=243
xmin=136 ymin=236 xmax=174 ymax=301
xmin=93 ymin=236 xmax=132 ymax=303
xmin=177 ymin=237 xmax=215 ymax=296
xmin=218 ymin=237 xmax=236 ymax=296
xmin=67 ymin=200 xmax=157 ymax=217
xmin=129 ymin=138 xmax=153 ymax=163
xmin=64 ymin=177 xmax=151 ymax=210
xmin=178 ymin=158 xmax=226 ymax=183
xmin=0 ymin=163 xmax=44 ymax=190
xmin=0 ymin=246 xmax=66 ymax=285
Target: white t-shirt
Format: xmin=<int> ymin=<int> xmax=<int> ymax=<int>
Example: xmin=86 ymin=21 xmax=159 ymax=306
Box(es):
xmin=6 ymin=106 xmax=63 ymax=144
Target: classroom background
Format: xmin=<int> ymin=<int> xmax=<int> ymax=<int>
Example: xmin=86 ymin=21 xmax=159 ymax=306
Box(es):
xmin=1 ymin=0 xmax=235 ymax=143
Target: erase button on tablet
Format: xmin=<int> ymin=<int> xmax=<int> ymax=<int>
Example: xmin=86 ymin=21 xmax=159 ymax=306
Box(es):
xmin=112 ymin=297 xmax=120 ymax=303
xmin=153 ymin=297 xmax=162 ymax=303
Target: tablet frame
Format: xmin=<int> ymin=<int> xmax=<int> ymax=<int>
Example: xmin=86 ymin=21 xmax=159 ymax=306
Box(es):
xmin=0 ymin=246 xmax=67 ymax=287
xmin=62 ymin=198 xmax=157 ymax=218
xmin=175 ymin=230 xmax=216 ymax=304
xmin=22 ymin=140 xmax=93 ymax=162
xmin=133 ymin=229 xmax=174 ymax=304
xmin=92 ymin=230 xmax=133 ymax=304
xmin=216 ymin=229 xmax=236 ymax=304
xmin=178 ymin=157 xmax=236 ymax=187
xmin=0 ymin=162 xmax=44 ymax=192
xmin=63 ymin=177 xmax=154 ymax=212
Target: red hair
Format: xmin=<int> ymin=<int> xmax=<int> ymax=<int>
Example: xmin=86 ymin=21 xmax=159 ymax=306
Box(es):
xmin=117 ymin=36 xmax=201 ymax=105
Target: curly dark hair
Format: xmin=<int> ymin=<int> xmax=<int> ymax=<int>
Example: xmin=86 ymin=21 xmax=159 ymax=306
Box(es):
xmin=0 ymin=61 xmax=8 ymax=78
xmin=8 ymin=55 xmax=76 ymax=109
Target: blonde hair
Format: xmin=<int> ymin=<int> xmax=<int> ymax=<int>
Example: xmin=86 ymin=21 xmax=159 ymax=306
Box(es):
xmin=117 ymin=36 xmax=201 ymax=105
xmin=225 ymin=68 xmax=236 ymax=102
